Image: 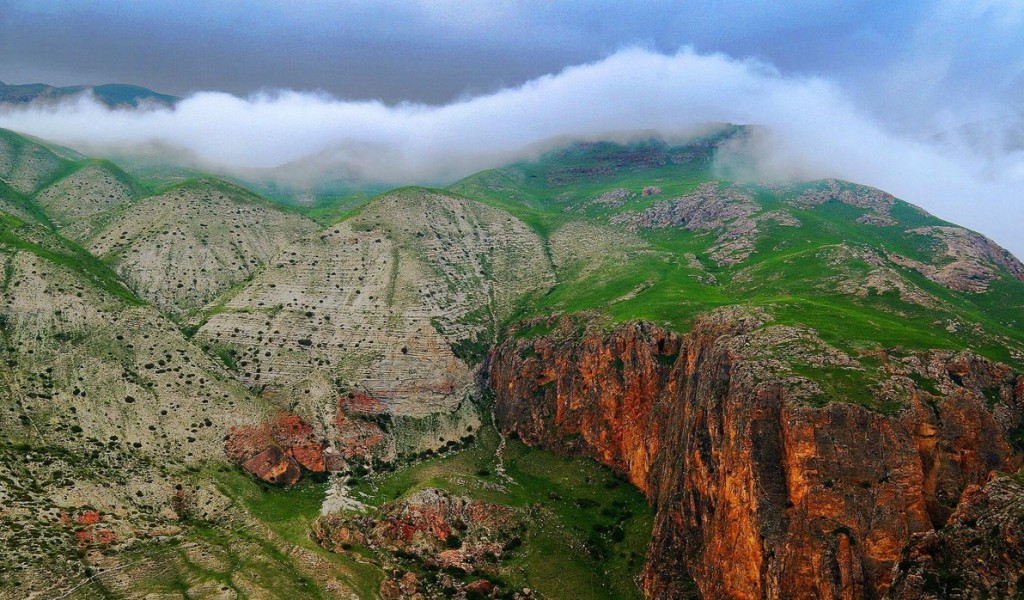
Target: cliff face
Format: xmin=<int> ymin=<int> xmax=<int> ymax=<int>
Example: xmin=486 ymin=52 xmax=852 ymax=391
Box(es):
xmin=487 ymin=310 xmax=1023 ymax=599
xmin=887 ymin=471 xmax=1024 ymax=599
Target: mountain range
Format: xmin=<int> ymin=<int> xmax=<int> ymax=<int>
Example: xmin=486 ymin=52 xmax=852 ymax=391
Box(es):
xmin=1 ymin=123 xmax=1023 ymax=599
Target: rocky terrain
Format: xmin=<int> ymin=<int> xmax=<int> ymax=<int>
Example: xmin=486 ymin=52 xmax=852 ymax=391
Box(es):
xmin=2 ymin=126 xmax=1024 ymax=598
xmin=888 ymin=471 xmax=1024 ymax=598
xmin=488 ymin=311 xmax=1024 ymax=598
xmin=315 ymin=488 xmax=528 ymax=598
xmin=88 ymin=179 xmax=319 ymax=319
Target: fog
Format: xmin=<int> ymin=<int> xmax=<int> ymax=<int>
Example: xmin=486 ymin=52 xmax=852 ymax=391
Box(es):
xmin=1 ymin=47 xmax=1022 ymax=257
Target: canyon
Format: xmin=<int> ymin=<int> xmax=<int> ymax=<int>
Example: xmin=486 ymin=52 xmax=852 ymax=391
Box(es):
xmin=3 ymin=127 xmax=1024 ymax=598
xmin=489 ymin=311 xmax=1024 ymax=598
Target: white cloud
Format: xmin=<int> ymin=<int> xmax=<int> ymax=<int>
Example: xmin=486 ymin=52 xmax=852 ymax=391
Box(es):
xmin=1 ymin=47 xmax=1022 ymax=258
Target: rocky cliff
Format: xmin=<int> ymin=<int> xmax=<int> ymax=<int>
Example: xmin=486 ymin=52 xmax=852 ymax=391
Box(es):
xmin=887 ymin=470 xmax=1024 ymax=598
xmin=487 ymin=309 xmax=1024 ymax=599
xmin=315 ymin=488 xmax=526 ymax=598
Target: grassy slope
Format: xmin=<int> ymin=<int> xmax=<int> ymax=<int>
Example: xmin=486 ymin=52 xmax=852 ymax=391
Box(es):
xmin=350 ymin=416 xmax=656 ymax=599
xmin=0 ymin=190 xmax=141 ymax=305
xmin=448 ymin=134 xmax=1024 ymax=415
xmin=451 ymin=139 xmax=1024 ymax=354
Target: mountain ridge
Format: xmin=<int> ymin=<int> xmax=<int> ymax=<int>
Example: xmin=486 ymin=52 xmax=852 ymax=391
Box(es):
xmin=1 ymin=124 xmax=1023 ymax=598
xmin=0 ymin=81 xmax=179 ymax=108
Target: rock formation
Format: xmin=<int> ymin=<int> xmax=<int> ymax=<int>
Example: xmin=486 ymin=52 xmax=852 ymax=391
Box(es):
xmin=315 ymin=488 xmax=526 ymax=598
xmin=888 ymin=471 xmax=1024 ymax=599
xmin=487 ymin=310 xmax=1024 ymax=599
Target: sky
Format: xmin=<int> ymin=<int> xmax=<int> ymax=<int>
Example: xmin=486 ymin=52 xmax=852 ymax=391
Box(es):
xmin=1 ymin=1 xmax=1023 ymax=256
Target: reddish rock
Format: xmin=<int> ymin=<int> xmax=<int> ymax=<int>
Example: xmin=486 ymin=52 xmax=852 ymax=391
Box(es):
xmin=75 ymin=526 xmax=116 ymax=548
xmin=224 ymin=422 xmax=275 ymax=463
xmin=226 ymin=411 xmax=327 ymax=484
xmin=339 ymin=391 xmax=387 ymax=416
xmin=464 ymin=579 xmax=493 ymax=595
xmin=76 ymin=510 xmax=100 ymax=525
xmin=888 ymin=471 xmax=1024 ymax=599
xmin=487 ymin=311 xmax=1023 ymax=599
xmin=380 ymin=571 xmax=422 ymax=600
xmin=288 ymin=442 xmax=326 ymax=472
xmin=335 ymin=394 xmax=387 ymax=459
xmin=241 ymin=446 xmax=303 ymax=486
xmin=271 ymin=412 xmax=326 ymax=472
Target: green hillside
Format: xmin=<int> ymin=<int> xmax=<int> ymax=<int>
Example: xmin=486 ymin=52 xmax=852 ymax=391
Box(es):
xmin=450 ymin=132 xmax=1024 ymax=371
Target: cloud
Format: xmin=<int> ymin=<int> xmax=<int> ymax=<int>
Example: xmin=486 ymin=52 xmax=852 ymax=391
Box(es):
xmin=1 ymin=46 xmax=1023 ymax=258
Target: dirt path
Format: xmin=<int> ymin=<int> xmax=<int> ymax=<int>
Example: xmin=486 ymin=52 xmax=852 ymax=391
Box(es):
xmin=491 ymin=407 xmax=514 ymax=485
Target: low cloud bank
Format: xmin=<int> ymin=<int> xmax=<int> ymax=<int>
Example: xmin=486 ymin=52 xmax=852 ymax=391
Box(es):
xmin=1 ymin=47 xmax=1022 ymax=257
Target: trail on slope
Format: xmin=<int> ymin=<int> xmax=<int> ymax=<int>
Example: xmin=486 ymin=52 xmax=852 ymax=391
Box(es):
xmin=491 ymin=406 xmax=514 ymax=485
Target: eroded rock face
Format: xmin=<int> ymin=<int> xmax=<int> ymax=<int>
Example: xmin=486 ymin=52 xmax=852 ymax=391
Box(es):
xmin=793 ymin=179 xmax=897 ymax=226
xmin=34 ymin=163 xmax=135 ymax=241
xmin=821 ymin=244 xmax=937 ymax=307
xmin=195 ymin=222 xmax=474 ymax=421
xmin=487 ymin=311 xmax=1023 ymax=599
xmin=888 ymin=472 xmax=1024 ymax=599
xmin=89 ymin=180 xmax=318 ymax=318
xmin=609 ymin=182 xmax=801 ymax=265
xmin=349 ymin=188 xmax=554 ymax=351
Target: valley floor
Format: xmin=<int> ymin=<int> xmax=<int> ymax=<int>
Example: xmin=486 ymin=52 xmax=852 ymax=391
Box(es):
xmin=37 ymin=421 xmax=657 ymax=600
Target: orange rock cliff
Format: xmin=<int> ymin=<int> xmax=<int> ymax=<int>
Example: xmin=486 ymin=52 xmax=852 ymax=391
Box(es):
xmin=486 ymin=311 xmax=1024 ymax=599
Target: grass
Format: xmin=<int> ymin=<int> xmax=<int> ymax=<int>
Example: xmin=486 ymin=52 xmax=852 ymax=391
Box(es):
xmin=350 ymin=421 xmax=655 ymax=599
xmin=444 ymin=134 xmax=1024 ymax=378
xmin=112 ymin=466 xmax=385 ymax=599
xmin=0 ymin=209 xmax=142 ymax=305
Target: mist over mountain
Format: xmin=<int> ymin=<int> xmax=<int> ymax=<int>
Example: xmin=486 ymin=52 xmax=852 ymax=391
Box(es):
xmin=2 ymin=47 xmax=1022 ymax=259
xmin=4 ymin=3 xmax=1024 ymax=600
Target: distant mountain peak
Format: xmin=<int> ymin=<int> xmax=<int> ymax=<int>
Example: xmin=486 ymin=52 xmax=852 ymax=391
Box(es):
xmin=0 ymin=81 xmax=179 ymax=108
